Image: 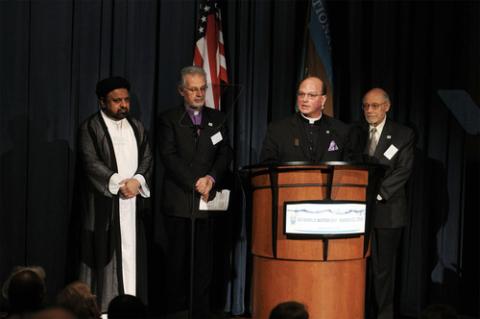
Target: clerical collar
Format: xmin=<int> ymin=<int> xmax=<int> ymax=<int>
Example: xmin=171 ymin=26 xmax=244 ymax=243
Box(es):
xmin=185 ymin=105 xmax=202 ymax=116
xmin=185 ymin=105 xmax=203 ymax=125
xmin=299 ymin=112 xmax=322 ymax=125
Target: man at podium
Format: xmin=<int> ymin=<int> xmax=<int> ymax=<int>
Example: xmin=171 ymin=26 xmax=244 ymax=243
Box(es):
xmin=260 ymin=76 xmax=349 ymax=163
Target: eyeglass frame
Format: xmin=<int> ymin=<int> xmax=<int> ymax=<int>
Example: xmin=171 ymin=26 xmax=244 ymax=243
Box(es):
xmin=362 ymin=102 xmax=387 ymax=110
xmin=183 ymin=85 xmax=208 ymax=95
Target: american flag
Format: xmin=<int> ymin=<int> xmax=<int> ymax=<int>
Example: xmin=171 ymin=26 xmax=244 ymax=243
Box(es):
xmin=193 ymin=0 xmax=228 ymax=110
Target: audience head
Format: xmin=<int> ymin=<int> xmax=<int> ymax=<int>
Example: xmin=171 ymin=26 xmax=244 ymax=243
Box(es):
xmin=269 ymin=301 xmax=309 ymax=319
xmin=107 ymin=294 xmax=147 ymax=319
xmin=56 ymin=281 xmax=100 ymax=319
xmin=31 ymin=306 xmax=77 ymax=319
xmin=2 ymin=266 xmax=46 ymax=314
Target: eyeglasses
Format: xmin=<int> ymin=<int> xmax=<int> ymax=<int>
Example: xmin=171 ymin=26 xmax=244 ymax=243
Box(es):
xmin=296 ymin=92 xmax=323 ymax=99
xmin=362 ymin=102 xmax=385 ymax=110
xmin=184 ymin=86 xmax=208 ymax=94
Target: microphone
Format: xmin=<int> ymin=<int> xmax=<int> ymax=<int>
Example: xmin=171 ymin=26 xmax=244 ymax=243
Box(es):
xmin=205 ymin=82 xmax=245 ymax=132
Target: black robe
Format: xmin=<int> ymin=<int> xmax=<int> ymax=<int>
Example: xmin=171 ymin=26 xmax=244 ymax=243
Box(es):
xmin=260 ymin=112 xmax=350 ymax=163
xmin=77 ymin=112 xmax=152 ymax=312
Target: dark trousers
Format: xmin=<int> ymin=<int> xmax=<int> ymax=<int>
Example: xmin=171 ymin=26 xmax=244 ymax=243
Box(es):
xmin=371 ymin=227 xmax=403 ymax=319
xmin=164 ymin=216 xmax=213 ymax=319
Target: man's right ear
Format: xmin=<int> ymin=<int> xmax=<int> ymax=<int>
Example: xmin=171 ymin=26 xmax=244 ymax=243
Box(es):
xmin=98 ymin=98 xmax=105 ymax=109
xmin=178 ymin=86 xmax=185 ymax=97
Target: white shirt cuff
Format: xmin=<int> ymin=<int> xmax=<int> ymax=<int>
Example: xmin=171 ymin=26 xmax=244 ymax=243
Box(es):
xmin=133 ymin=174 xmax=150 ymax=198
xmin=108 ymin=173 xmax=123 ymax=195
xmin=377 ymin=194 xmax=383 ymax=201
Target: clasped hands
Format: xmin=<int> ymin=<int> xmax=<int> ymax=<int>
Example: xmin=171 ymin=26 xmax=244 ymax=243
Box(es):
xmin=119 ymin=178 xmax=141 ymax=199
xmin=195 ymin=176 xmax=214 ymax=202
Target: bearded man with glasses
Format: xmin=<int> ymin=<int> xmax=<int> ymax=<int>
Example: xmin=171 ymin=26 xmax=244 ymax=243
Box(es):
xmin=158 ymin=66 xmax=232 ymax=318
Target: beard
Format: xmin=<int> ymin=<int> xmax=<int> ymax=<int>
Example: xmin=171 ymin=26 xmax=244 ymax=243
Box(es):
xmin=105 ymin=107 xmax=129 ymax=120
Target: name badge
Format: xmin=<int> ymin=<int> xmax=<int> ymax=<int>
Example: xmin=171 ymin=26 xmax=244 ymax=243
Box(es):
xmin=211 ymin=131 xmax=223 ymax=145
xmin=383 ymin=144 xmax=398 ymax=160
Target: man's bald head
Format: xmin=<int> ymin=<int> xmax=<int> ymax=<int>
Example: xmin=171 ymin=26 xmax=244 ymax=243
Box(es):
xmin=363 ymin=88 xmax=390 ymax=103
xmin=299 ymin=76 xmax=327 ymax=95
xmin=296 ymin=76 xmax=328 ymax=118
xmin=362 ymin=87 xmax=391 ymax=126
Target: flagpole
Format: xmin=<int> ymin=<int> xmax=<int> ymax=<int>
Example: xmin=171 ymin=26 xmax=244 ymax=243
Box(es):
xmin=295 ymin=0 xmax=312 ymax=113
xmin=298 ymin=0 xmax=312 ymax=83
xmin=193 ymin=0 xmax=228 ymax=110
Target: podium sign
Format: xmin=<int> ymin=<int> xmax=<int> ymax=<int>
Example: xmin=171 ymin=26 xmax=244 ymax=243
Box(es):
xmin=284 ymin=201 xmax=366 ymax=236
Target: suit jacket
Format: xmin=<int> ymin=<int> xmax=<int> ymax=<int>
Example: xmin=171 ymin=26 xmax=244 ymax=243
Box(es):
xmin=351 ymin=119 xmax=415 ymax=228
xmin=260 ymin=113 xmax=350 ymax=163
xmin=158 ymin=106 xmax=232 ymax=218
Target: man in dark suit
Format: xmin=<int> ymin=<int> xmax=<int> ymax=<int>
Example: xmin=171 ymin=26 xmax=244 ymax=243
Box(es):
xmin=260 ymin=76 xmax=349 ymax=163
xmin=158 ymin=66 xmax=232 ymax=318
xmin=360 ymin=88 xmax=415 ymax=319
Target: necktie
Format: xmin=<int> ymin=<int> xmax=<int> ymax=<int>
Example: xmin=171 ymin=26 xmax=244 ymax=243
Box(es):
xmin=368 ymin=127 xmax=378 ymax=156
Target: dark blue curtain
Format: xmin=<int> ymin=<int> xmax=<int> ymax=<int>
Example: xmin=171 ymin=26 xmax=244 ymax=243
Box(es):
xmin=327 ymin=1 xmax=479 ymax=317
xmin=0 ymin=0 xmax=478 ymax=317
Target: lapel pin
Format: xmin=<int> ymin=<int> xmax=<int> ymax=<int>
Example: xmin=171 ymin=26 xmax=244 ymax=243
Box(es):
xmin=386 ymin=135 xmax=392 ymax=139
xmin=326 ymin=130 xmax=330 ymax=134
xmin=208 ymin=122 xmax=213 ymax=127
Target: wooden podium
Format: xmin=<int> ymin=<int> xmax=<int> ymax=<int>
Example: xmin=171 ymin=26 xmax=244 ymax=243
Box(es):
xmin=243 ymin=162 xmax=383 ymax=319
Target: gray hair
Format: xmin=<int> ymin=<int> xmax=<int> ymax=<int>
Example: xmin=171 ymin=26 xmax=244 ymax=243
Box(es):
xmin=383 ymin=91 xmax=391 ymax=103
xmin=178 ymin=66 xmax=206 ymax=88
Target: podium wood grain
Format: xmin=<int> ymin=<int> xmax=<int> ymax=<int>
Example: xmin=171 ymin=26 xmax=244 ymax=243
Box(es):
xmin=250 ymin=165 xmax=369 ymax=319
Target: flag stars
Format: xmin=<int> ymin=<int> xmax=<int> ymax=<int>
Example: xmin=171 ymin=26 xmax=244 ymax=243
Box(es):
xmin=193 ymin=0 xmax=228 ymax=109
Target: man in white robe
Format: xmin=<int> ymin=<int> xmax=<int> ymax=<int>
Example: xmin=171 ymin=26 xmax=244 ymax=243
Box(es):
xmin=78 ymin=76 xmax=152 ymax=312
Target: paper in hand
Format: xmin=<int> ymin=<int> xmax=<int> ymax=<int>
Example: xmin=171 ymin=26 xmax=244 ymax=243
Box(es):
xmin=199 ymin=189 xmax=230 ymax=211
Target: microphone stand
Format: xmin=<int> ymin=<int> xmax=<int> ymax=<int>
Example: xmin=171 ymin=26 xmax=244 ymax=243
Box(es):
xmin=188 ymin=124 xmax=201 ymax=319
xmin=188 ymin=201 xmax=196 ymax=319
xmin=179 ymin=97 xmax=236 ymax=318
